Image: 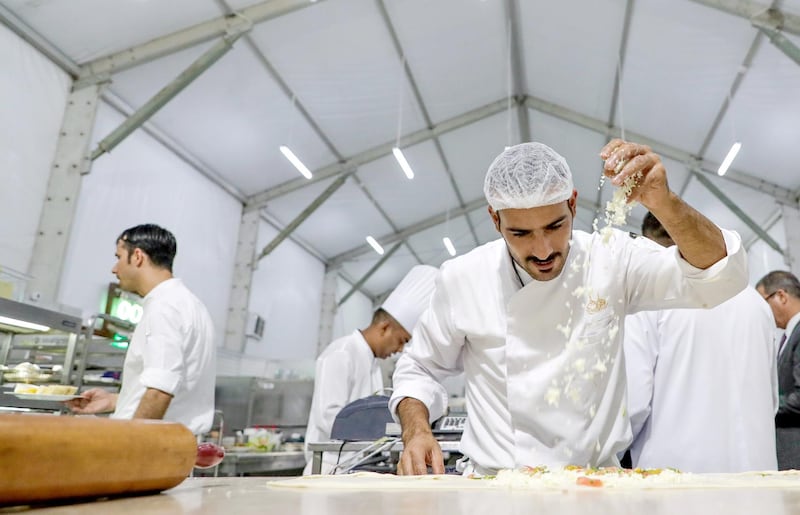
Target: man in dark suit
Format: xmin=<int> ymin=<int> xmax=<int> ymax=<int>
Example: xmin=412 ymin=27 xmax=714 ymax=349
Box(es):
xmin=756 ymin=271 xmax=800 ymax=470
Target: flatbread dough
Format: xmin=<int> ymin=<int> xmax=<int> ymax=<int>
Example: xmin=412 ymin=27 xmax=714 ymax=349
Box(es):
xmin=268 ymin=468 xmax=800 ymax=491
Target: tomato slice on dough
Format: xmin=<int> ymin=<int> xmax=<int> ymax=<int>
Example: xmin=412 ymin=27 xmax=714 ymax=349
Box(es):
xmin=576 ymin=476 xmax=604 ymax=487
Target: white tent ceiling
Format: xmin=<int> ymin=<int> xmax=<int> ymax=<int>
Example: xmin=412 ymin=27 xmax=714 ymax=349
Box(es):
xmin=2 ymin=0 xmax=799 ymax=299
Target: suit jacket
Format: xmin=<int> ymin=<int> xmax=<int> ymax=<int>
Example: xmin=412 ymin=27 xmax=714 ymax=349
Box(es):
xmin=776 ymin=323 xmax=800 ymax=427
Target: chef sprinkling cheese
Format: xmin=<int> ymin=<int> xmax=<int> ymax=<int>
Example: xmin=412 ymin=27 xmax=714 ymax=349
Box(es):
xmin=390 ymin=139 xmax=748 ymax=476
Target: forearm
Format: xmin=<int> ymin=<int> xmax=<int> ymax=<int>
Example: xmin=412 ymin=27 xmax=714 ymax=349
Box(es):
xmin=397 ymin=397 xmax=434 ymax=442
xmin=396 ymin=397 xmax=444 ymax=475
xmin=133 ymin=387 xmax=173 ymax=420
xmin=66 ymin=389 xmax=118 ymax=414
xmin=106 ymin=393 xmax=119 ymax=412
xmin=647 ymin=192 xmax=725 ymax=269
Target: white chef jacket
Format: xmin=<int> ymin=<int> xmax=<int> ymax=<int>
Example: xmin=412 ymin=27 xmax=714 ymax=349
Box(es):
xmin=390 ymin=228 xmax=747 ymax=473
xmin=112 ymin=278 xmax=216 ymax=435
xmin=624 ymin=286 xmax=778 ymax=472
xmin=304 ymin=330 xmax=384 ymax=475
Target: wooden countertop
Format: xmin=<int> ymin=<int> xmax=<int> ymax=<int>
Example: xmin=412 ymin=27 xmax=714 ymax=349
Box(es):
xmin=10 ymin=476 xmax=800 ymax=514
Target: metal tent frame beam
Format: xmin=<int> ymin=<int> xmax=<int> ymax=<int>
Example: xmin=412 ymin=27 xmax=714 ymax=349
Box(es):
xmin=330 ymin=198 xmax=487 ymax=267
xmin=7 ymin=0 xmax=796 ymax=277
xmin=504 ymin=0 xmax=531 ymax=144
xmin=210 ymin=0 xmax=422 ymax=266
xmin=0 ymin=5 xmax=251 ymax=203
xmin=27 ymin=85 xmax=103 ymax=302
xmin=521 ymin=96 xmax=797 ymax=205
xmin=744 ymin=208 xmax=782 ymax=249
xmin=102 ymin=90 xmax=248 ymax=202
xmin=245 ymin=97 xmax=516 ymax=210
xmin=0 ymin=3 xmax=80 ymax=77
xmin=77 ymin=0 xmax=323 ymax=82
xmin=329 ymin=195 xmax=602 ymax=266
xmin=692 ymin=171 xmax=784 ymax=254
xmin=90 ymin=29 xmax=247 ymax=161
xmin=689 ymin=0 xmax=800 ymax=37
xmin=255 ymin=172 xmax=353 ymax=262
xmin=754 ymin=19 xmax=800 ymax=66
xmin=781 ymin=204 xmax=800 ymax=274
xmin=596 ymin=0 xmax=636 ymax=219
xmin=696 ymin=35 xmax=762 ymax=158
xmin=690 ymin=0 xmax=800 ymax=66
xmin=376 ymin=0 xmax=480 ymax=247
xmin=337 ymin=241 xmax=404 ymax=306
xmin=249 ymin=93 xmax=796 ymax=217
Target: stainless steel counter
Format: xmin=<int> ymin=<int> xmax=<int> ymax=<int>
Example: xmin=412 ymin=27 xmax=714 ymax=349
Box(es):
xmin=199 ymin=450 xmax=306 ymax=476
xmin=13 ymin=477 xmax=800 ymax=514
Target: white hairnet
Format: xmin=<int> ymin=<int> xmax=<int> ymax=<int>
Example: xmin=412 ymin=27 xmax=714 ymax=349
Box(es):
xmin=483 ymin=142 xmax=574 ymax=210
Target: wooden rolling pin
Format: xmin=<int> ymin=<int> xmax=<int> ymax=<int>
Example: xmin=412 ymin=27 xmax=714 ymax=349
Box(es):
xmin=0 ymin=414 xmax=197 ymax=505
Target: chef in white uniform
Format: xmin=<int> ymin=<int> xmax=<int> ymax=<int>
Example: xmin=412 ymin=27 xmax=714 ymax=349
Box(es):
xmin=303 ymin=265 xmax=437 ymax=475
xmin=68 ymin=224 xmax=216 ymax=435
xmin=624 ymin=212 xmax=777 ymax=472
xmin=390 ymin=139 xmax=749 ymax=475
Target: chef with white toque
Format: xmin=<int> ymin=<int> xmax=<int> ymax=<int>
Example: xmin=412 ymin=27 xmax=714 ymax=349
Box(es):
xmin=304 ymin=264 xmax=437 ymax=475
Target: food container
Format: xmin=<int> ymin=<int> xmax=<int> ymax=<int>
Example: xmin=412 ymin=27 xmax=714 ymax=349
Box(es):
xmin=243 ymin=427 xmax=282 ymax=451
xmin=3 ymin=362 xmax=52 ymax=383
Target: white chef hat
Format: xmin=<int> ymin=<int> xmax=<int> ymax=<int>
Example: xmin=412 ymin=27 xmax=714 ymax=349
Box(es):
xmin=483 ymin=142 xmax=574 ymax=211
xmin=380 ymin=265 xmax=438 ymax=333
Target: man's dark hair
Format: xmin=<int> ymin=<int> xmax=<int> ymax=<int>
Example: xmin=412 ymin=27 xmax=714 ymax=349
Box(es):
xmin=641 ymin=211 xmax=671 ymax=241
xmin=756 ymin=270 xmax=800 ymax=300
xmin=371 ymin=308 xmax=393 ymax=325
xmin=117 ymin=224 xmax=177 ymax=272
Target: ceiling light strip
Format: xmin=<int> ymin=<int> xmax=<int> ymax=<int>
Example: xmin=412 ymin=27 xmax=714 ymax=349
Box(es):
xmin=280 ymin=145 xmax=313 ymax=179
xmin=717 ymin=142 xmax=741 ymax=176
xmin=365 ymin=236 xmax=385 ymax=255
xmin=392 ymin=147 xmax=414 ymax=179
xmin=442 ymin=237 xmax=456 ymax=256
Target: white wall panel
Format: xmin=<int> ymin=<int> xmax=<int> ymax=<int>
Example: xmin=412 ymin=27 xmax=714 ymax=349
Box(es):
xmin=243 ymin=219 xmax=325 ymax=361
xmin=332 ymin=275 xmax=373 ymax=342
xmin=59 ymin=103 xmax=241 ymax=348
xmin=0 ymin=24 xmax=70 ymax=273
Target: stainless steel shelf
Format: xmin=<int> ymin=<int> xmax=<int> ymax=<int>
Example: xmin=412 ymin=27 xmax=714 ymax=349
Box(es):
xmin=0 ymin=299 xmax=128 ymax=411
xmin=0 ymin=297 xmax=82 ymax=334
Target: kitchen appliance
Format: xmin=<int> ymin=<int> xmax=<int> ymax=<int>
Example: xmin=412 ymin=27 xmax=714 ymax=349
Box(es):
xmin=330 ymin=395 xmax=392 ymax=440
xmin=214 ymin=376 xmax=313 ymax=436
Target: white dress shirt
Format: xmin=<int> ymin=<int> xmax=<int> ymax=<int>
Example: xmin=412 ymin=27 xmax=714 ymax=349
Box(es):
xmin=624 ymin=286 xmax=778 ymax=472
xmin=391 ymin=228 xmax=747 ymax=473
xmin=112 ymin=278 xmax=216 ymax=435
xmin=304 ymin=330 xmax=383 ymax=474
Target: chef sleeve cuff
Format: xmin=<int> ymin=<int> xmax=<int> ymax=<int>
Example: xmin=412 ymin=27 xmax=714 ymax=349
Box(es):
xmin=674 ymin=228 xmax=742 ymax=279
xmin=389 ymin=386 xmax=449 ymax=424
xmin=140 ymin=368 xmax=181 ymax=396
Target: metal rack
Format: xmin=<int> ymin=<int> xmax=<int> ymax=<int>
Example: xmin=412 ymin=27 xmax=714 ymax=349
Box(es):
xmin=0 ymin=297 xmax=82 ymax=384
xmin=74 ymin=313 xmax=133 ymax=390
xmin=0 ymin=298 xmax=129 ymax=412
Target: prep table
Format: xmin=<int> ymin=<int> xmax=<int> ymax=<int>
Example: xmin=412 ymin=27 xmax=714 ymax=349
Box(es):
xmin=10 ymin=476 xmax=800 ymax=514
